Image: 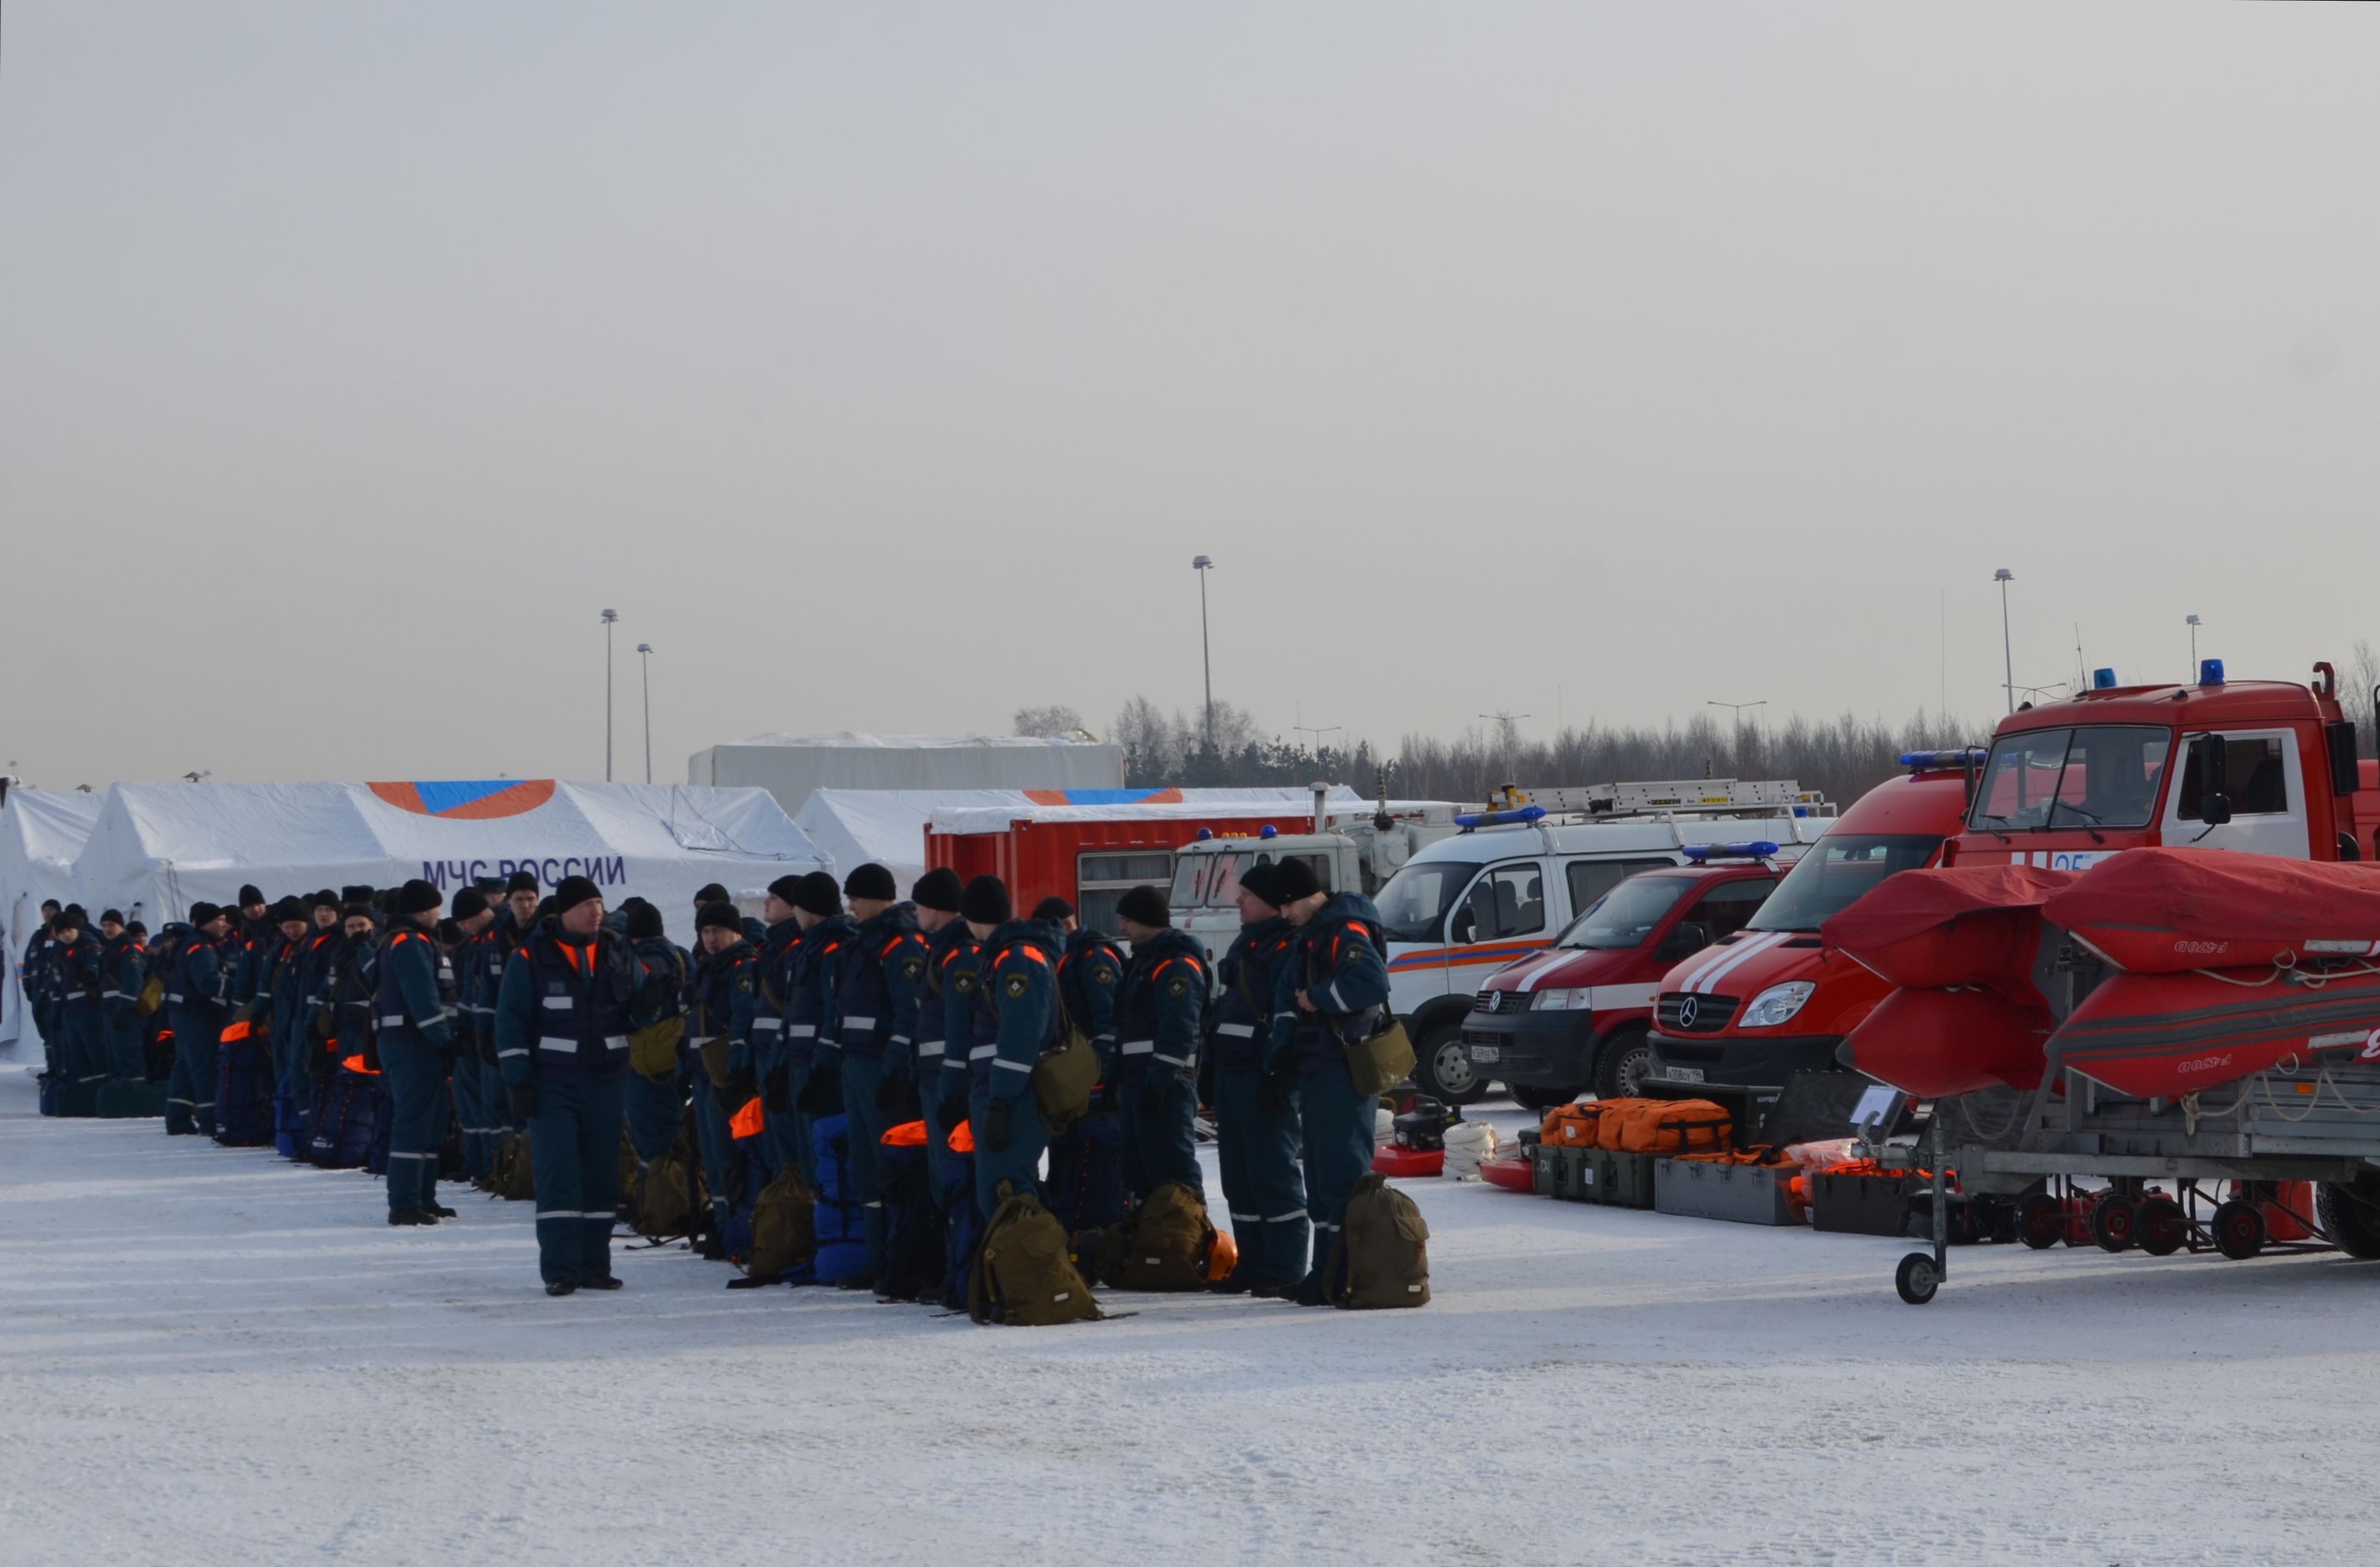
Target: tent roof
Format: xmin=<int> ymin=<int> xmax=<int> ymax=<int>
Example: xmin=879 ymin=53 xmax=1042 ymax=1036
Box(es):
xmin=1 ymin=789 xmax=104 ymax=873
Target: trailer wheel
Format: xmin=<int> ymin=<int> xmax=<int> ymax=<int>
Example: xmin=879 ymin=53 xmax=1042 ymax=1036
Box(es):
xmin=2316 ymin=1181 xmax=2380 ymax=1260
xmin=2136 ymin=1195 xmax=2187 ymax=1256
xmin=1894 ymin=1251 xmax=1940 ymax=1306
xmin=2089 ymin=1194 xmax=2139 ymax=1254
xmin=2211 ymin=1199 xmax=2266 ymax=1260
xmin=2016 ymin=1194 xmax=2062 ymax=1250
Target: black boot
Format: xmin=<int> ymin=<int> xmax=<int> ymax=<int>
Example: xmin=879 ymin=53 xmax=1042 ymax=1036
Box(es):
xmin=545 ymin=1280 xmax=578 ymax=1297
xmin=388 ymin=1208 xmax=439 ymax=1227
xmin=427 ymin=1203 xmax=458 ymax=1218
xmin=581 ymin=1275 xmax=624 ymax=1291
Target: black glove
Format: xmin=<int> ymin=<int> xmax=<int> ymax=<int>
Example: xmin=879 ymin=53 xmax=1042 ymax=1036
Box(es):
xmin=764 ymin=1065 xmax=791 ymax=1114
xmin=796 ymin=1057 xmax=841 ymax=1116
xmin=876 ymin=1070 xmax=917 ymax=1120
xmin=508 ymin=1081 xmax=539 ymax=1119
xmin=1257 ymin=1064 xmax=1296 ymax=1115
xmin=979 ymin=1096 xmax=1013 ymax=1154
xmin=935 ymin=1092 xmax=970 ymax=1133
xmin=1137 ymin=1074 xmax=1169 ymax=1119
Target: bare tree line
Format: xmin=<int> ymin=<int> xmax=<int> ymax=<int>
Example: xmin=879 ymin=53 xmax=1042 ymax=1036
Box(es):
xmin=1021 ymin=700 xmax=1982 ymax=809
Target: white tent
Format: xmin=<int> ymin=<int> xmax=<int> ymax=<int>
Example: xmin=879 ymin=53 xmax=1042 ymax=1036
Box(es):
xmin=72 ymin=780 xmax=827 ymax=947
xmin=1 ymin=789 xmax=106 ymax=1048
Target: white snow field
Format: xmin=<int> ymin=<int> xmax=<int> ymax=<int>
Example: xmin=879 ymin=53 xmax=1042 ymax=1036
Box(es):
xmin=5 ymin=1054 xmax=2379 ymax=1567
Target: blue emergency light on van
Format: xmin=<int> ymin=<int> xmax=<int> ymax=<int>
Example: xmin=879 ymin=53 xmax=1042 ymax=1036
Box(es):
xmin=1898 ymin=748 xmax=1989 ymax=770
xmin=1258 ymin=824 xmax=1277 ymax=838
xmin=1682 ymin=842 xmax=1779 ymax=862
xmin=1453 ymin=805 xmax=1547 ymax=830
xmin=2093 ymin=667 xmax=2117 ymax=690
xmin=1193 ymin=828 xmax=1213 ymax=841
xmin=2200 ymin=658 xmax=2225 ymax=686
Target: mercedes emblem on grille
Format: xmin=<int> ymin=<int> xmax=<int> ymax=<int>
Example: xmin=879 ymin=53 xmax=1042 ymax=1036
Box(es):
xmin=1676 ymin=995 xmax=1701 ymax=1030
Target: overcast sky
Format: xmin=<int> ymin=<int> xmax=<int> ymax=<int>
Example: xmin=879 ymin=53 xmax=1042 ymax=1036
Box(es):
xmin=4 ymin=3 xmax=2377 ymax=788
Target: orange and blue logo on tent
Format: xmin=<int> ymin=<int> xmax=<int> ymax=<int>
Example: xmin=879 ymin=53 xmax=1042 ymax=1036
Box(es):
xmin=366 ymin=780 xmax=558 ymax=819
xmin=1022 ymin=788 xmax=1186 ymax=806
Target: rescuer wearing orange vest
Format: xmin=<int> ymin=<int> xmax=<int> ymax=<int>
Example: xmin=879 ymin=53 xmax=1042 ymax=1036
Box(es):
xmin=375 ymin=879 xmax=457 ymax=1225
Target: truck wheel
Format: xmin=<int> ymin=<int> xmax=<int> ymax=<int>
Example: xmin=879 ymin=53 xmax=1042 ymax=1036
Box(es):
xmin=2136 ymin=1195 xmax=2187 ymax=1256
xmin=2089 ymin=1194 xmax=2138 ymax=1253
xmin=1414 ymin=1021 xmax=1484 ymax=1105
xmin=2211 ymin=1199 xmax=2266 ymax=1260
xmin=1593 ymin=1030 xmax=1654 ymax=1100
xmin=2316 ymin=1180 xmax=2380 ymax=1259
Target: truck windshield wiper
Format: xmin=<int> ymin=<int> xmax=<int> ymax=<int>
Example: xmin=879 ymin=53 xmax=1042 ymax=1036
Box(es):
xmin=1973 ymin=813 xmax=2013 ymax=843
xmin=2051 ymin=805 xmax=2106 ymax=843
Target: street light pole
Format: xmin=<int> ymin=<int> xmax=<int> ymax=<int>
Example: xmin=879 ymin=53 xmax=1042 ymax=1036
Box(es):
xmin=1192 ymin=556 xmax=1215 ymax=754
xmin=1993 ymin=569 xmax=2015 ymax=714
xmin=601 ymin=609 xmax=618 ymax=781
xmin=1707 ymin=699 xmax=1768 ymax=751
xmin=2186 ymin=613 xmax=2202 ymax=679
xmin=636 ymin=643 xmax=654 ymax=784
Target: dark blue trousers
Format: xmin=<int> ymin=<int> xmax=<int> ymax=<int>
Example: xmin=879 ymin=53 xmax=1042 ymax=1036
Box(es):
xmin=528 ymin=1074 xmax=625 ymax=1288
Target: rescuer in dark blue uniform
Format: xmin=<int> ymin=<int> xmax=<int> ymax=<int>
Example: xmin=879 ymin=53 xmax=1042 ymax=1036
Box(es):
xmin=49 ymin=907 xmax=106 ymax=1094
xmin=1113 ymin=886 xmax=1208 ymax=1203
xmin=684 ymin=900 xmax=754 ymax=1250
xmin=492 ymin=874 xmax=642 ymax=1295
xmin=784 ymin=871 xmax=856 ymax=1183
xmin=375 ymin=880 xmax=457 ymax=1225
xmin=165 ymin=903 xmax=235 ymax=1136
xmin=97 ymin=910 xmax=149 ymax=1085
xmin=621 ymin=899 xmax=691 ymax=1167
xmin=23 ymin=901 xmax=62 ymax=1074
xmin=1207 ymin=864 xmax=1307 ymax=1294
xmin=960 ymin=876 xmax=1060 ymax=1219
xmin=829 ymin=862 xmax=925 ymax=1289
xmin=443 ymin=888 xmax=498 ymax=1180
xmin=739 ymin=873 xmax=809 ymax=1181
xmin=1267 ymin=857 xmax=1393 ymax=1305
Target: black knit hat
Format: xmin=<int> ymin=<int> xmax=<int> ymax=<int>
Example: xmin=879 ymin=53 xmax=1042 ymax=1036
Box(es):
xmin=341 ymin=902 xmax=377 ymax=925
xmin=239 ymin=884 xmax=265 ymax=908
xmin=436 ymin=917 xmax=462 ymax=945
xmin=625 ymin=902 xmax=665 ymax=941
xmin=51 ymin=905 xmax=84 ymax=932
xmin=342 ymin=884 xmax=377 ymax=905
xmin=697 ymin=900 xmax=744 ymax=933
xmin=451 ymin=888 xmax=489 ymax=920
xmin=843 ymin=862 xmax=898 ymax=902
xmin=767 ymin=873 xmax=805 ymax=905
xmin=126 ymin=921 xmax=146 ymax=938
xmin=1237 ymin=862 xmax=1281 ymax=908
xmin=910 ymin=866 xmax=964 ymax=913
xmin=270 ymin=896 xmax=305 ymax=924
xmin=960 ymin=875 xmax=1012 ymax=926
xmin=695 ymin=882 xmax=731 ymax=906
xmin=394 ymin=878 xmax=443 ymax=916
xmin=313 ymin=888 xmax=340 ymax=911
xmin=1031 ymin=895 xmax=1075 ymax=925
xmin=794 ymin=871 xmax=844 ymax=917
xmin=552 ymin=875 xmax=602 ymax=915
xmin=187 ymin=901 xmax=222 ymax=927
xmin=506 ymin=870 xmax=540 ymax=895
xmin=474 ymin=875 xmax=508 ymax=896
xmin=1115 ymin=886 xmax=1171 ymax=929
xmin=101 ymin=908 xmax=126 ymax=926
xmin=1269 ymin=857 xmax=1321 ymax=904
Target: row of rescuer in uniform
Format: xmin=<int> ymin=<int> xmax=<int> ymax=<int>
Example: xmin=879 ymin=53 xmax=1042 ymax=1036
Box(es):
xmin=25 ymin=850 xmax=1393 ymax=1304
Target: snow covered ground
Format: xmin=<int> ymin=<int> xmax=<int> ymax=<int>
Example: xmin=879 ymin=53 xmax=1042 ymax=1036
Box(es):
xmin=5 ymin=1048 xmax=2378 ymax=1567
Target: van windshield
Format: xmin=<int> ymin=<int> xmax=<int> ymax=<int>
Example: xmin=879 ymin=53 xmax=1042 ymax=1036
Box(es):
xmin=1745 ymin=835 xmax=1943 ymax=932
xmin=1557 ymin=876 xmax=1692 ymax=950
xmin=1373 ymin=860 xmax=1483 ymax=943
xmin=1170 ymin=851 xmax=1248 ymax=910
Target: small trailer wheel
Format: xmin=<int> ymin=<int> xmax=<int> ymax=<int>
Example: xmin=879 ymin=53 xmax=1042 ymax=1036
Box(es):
xmin=1895 ymin=1251 xmax=1941 ymax=1305
xmin=2090 ymin=1194 xmax=2139 ymax=1254
xmin=2211 ymin=1199 xmax=2267 ymax=1261
xmin=2136 ymin=1195 xmax=2187 ymax=1256
xmin=2016 ymin=1193 xmax=2062 ymax=1250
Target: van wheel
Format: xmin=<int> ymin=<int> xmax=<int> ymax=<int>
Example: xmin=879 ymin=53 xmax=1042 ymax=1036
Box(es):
xmin=1593 ymin=1030 xmax=1654 ymax=1100
xmin=1414 ymin=1022 xmax=1484 ymax=1105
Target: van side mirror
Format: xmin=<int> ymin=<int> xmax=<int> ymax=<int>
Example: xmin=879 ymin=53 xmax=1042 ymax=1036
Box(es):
xmin=2193 ymin=734 xmax=2232 ymax=826
xmin=1656 ymin=921 xmax=1715 ymax=963
xmin=1449 ymin=906 xmax=1477 ymax=943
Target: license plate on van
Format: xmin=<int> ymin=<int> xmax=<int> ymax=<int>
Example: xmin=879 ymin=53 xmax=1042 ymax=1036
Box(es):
xmin=1662 ymin=1065 xmax=1705 ymax=1083
xmin=1467 ymin=1044 xmax=1501 ymax=1063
